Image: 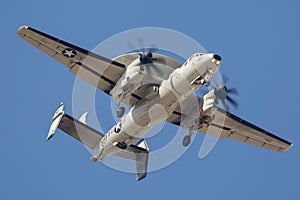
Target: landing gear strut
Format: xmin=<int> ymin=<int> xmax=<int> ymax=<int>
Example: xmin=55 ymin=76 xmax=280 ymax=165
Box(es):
xmin=200 ymin=79 xmax=210 ymax=87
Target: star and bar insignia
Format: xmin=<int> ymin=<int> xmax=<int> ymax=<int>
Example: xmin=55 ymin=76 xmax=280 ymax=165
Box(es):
xmin=62 ymin=48 xmax=77 ymax=58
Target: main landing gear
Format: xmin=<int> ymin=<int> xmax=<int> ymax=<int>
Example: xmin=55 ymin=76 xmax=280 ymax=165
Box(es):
xmin=116 ymin=106 xmax=125 ymax=118
xmin=116 ymin=102 xmax=125 ymax=118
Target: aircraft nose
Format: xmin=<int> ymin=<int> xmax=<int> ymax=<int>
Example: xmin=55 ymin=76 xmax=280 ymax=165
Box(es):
xmin=213 ymin=54 xmax=222 ymax=61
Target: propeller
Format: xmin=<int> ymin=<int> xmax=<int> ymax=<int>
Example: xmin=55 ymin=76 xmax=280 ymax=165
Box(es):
xmin=127 ymin=39 xmax=166 ymax=74
xmin=139 ymin=51 xmax=155 ymax=64
xmin=213 ymin=76 xmax=239 ymax=110
xmin=137 ymin=43 xmax=166 ymax=65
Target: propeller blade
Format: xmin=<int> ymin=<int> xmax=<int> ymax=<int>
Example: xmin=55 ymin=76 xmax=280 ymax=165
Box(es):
xmin=148 ymin=44 xmax=158 ymax=54
xmin=126 ymin=41 xmax=138 ymax=52
xmin=152 ymin=57 xmax=166 ymax=64
xmin=220 ymin=99 xmax=227 ymax=110
xmin=137 ymin=38 xmax=145 ymax=54
xmin=226 ymin=87 xmax=238 ymax=95
xmin=226 ymin=95 xmax=239 ymax=109
xmin=147 ymin=63 xmax=164 ymax=75
xmin=222 ymin=75 xmax=229 ymax=84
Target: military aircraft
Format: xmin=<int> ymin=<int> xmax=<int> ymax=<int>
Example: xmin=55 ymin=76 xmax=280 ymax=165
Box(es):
xmin=18 ymin=26 xmax=292 ymax=181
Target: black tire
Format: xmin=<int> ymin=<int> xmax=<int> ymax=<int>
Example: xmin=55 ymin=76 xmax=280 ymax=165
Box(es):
xmin=116 ymin=142 xmax=127 ymax=149
xmin=117 ymin=107 xmax=125 ymax=118
xmin=182 ymin=135 xmax=191 ymax=147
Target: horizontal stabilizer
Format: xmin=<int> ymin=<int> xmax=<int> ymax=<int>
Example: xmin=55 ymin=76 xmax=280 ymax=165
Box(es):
xmin=47 ymin=104 xmax=104 ymax=149
xmin=48 ymin=104 xmax=149 ymax=181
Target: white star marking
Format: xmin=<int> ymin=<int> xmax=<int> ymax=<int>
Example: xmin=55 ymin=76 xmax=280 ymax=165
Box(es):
xmin=63 ymin=49 xmax=75 ymax=58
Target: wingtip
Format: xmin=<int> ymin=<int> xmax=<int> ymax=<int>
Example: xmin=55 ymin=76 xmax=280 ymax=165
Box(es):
xmin=287 ymin=143 xmax=293 ymax=151
xmin=286 ymin=141 xmax=293 ymax=150
xmin=17 ymin=25 xmax=29 ymax=36
xmin=18 ymin=25 xmax=28 ymax=32
xmin=280 ymin=143 xmax=293 ymax=152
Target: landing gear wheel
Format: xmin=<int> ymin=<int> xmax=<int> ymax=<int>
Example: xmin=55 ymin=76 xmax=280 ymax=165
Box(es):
xmin=116 ymin=142 xmax=127 ymax=149
xmin=117 ymin=106 xmax=125 ymax=118
xmin=182 ymin=135 xmax=191 ymax=147
xmin=90 ymin=157 xmax=98 ymax=162
xmin=200 ymin=79 xmax=210 ymax=86
xmin=205 ymin=80 xmax=210 ymax=87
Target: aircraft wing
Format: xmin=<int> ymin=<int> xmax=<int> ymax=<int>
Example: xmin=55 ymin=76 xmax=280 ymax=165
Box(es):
xmin=18 ymin=25 xmax=126 ymax=95
xmin=167 ymin=100 xmax=292 ymax=152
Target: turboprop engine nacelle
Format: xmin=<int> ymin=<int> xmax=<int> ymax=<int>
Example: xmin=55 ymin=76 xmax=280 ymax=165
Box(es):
xmin=110 ymin=65 xmax=143 ymax=99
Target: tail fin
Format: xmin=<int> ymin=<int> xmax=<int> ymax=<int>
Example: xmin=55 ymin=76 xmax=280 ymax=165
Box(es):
xmin=47 ymin=103 xmax=65 ymax=140
xmin=135 ymin=139 xmax=149 ymax=181
xmin=112 ymin=139 xmax=150 ymax=181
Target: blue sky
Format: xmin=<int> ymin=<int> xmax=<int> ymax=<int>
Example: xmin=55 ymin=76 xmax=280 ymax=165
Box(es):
xmin=1 ymin=0 xmax=300 ymax=199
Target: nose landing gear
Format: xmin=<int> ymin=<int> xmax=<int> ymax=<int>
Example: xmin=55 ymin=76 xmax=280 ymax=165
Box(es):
xmin=182 ymin=135 xmax=191 ymax=147
xmin=182 ymin=131 xmax=194 ymax=147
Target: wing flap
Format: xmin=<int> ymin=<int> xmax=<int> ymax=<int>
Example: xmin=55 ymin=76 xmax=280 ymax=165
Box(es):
xmin=69 ymin=63 xmax=113 ymax=93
